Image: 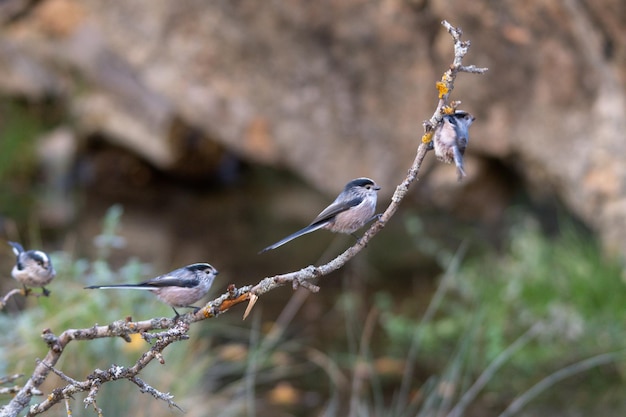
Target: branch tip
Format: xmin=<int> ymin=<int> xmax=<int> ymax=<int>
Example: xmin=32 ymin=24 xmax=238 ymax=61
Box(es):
xmin=242 ymin=293 xmax=258 ymax=320
xmin=3 ymin=18 xmax=489 ymax=417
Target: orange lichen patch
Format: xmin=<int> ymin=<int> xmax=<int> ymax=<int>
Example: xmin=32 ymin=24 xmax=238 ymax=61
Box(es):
xmin=436 ymin=81 xmax=449 ymax=99
xmin=441 ymin=105 xmax=455 ymax=115
xmin=200 ymin=306 xmax=213 ymax=318
xmin=421 ymin=131 xmax=434 ymax=144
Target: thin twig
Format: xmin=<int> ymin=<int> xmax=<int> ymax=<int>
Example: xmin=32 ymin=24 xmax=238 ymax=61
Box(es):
xmin=36 ymin=360 xmax=82 ymax=385
xmin=20 ymin=320 xmax=194 ymax=416
xmin=0 ymin=289 xmax=23 ymax=310
xmin=130 ymin=376 xmax=183 ymax=412
xmin=0 ymin=373 xmax=23 ymax=396
xmin=0 ymin=287 xmax=51 ymax=310
xmin=248 ymin=143 xmax=430 ymax=299
xmin=0 ymin=375 xmax=22 ymax=386
xmin=0 ymin=20 xmax=488 ymax=417
xmin=63 ymin=398 xmax=71 ymax=417
xmin=0 ymin=388 xmax=20 ymax=396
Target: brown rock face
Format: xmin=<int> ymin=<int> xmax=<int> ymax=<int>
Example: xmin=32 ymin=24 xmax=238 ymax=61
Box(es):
xmin=0 ymin=0 xmax=625 ymax=255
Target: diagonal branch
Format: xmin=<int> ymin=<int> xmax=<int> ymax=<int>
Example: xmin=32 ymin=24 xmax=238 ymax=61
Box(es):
xmin=0 ymin=20 xmax=486 ymax=417
xmin=1 ymin=286 xmax=251 ymax=417
xmin=26 ymin=321 xmax=192 ymax=416
xmin=0 ymin=375 xmax=22 ymax=386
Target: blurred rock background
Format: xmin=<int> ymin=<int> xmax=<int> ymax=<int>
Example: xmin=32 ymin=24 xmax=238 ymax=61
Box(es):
xmin=0 ymin=0 xmax=624 ymax=256
xmin=1 ymin=1 xmax=625 ymax=416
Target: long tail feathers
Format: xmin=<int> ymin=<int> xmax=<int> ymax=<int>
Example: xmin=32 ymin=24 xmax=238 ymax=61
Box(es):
xmin=259 ymin=223 xmax=326 ymax=253
xmin=84 ymin=284 xmax=155 ymax=290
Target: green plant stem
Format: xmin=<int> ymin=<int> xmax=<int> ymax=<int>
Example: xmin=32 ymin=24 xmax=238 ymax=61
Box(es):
xmin=498 ymin=350 xmax=625 ymax=417
xmin=446 ymin=322 xmax=543 ymax=417
xmin=394 ymin=242 xmax=467 ymax=416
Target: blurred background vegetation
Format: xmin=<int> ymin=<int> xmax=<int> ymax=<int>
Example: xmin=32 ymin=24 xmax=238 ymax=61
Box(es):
xmin=1 ymin=1 xmax=625 ymax=415
xmin=1 ymin=99 xmax=625 ymax=416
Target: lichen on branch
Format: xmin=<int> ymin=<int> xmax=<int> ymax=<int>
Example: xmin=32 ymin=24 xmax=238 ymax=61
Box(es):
xmin=0 ymin=20 xmax=487 ymax=417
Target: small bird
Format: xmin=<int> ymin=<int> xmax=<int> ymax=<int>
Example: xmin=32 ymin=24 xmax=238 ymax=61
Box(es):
xmin=260 ymin=177 xmax=381 ymax=253
xmin=433 ymin=110 xmax=476 ymax=180
xmin=85 ymin=263 xmax=219 ymax=316
xmin=9 ymin=241 xmax=56 ymax=296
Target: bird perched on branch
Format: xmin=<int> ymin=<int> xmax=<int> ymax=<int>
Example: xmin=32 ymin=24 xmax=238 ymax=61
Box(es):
xmin=433 ymin=110 xmax=476 ymax=180
xmin=85 ymin=263 xmax=219 ymax=316
xmin=8 ymin=241 xmax=56 ymax=296
xmin=260 ymin=177 xmax=381 ymax=253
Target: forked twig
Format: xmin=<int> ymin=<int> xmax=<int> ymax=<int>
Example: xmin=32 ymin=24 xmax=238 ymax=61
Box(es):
xmin=0 ymin=20 xmax=486 ymax=417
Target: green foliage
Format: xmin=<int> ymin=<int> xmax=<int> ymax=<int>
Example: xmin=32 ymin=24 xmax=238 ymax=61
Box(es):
xmin=377 ymin=215 xmax=626 ymax=398
xmin=0 ymin=206 xmax=214 ymax=416
xmin=3 ymin=205 xmax=625 ymax=416
xmin=0 ymin=102 xmax=44 ymax=181
xmin=464 ymin=218 xmax=624 ymax=370
xmin=0 ymin=102 xmax=48 ymax=223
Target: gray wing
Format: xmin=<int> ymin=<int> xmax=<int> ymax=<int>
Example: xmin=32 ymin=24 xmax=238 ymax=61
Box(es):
xmin=309 ymin=197 xmax=363 ymax=226
xmin=259 ymin=197 xmax=363 ymax=253
xmin=142 ymin=276 xmax=200 ymax=288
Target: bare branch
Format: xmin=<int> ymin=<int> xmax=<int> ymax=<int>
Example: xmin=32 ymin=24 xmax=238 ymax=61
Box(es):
xmin=130 ymin=376 xmax=183 ymax=412
xmin=0 ymin=288 xmax=49 ymax=310
xmin=0 ymin=20 xmax=487 ymax=417
xmin=423 ymin=20 xmax=489 ymax=140
xmin=24 ymin=321 xmax=191 ymax=416
xmin=36 ymin=361 xmax=82 ymax=386
xmin=241 ymin=20 xmax=486 ymax=298
xmin=0 ymin=375 xmax=23 ymax=386
xmin=0 ymin=388 xmax=20 ymax=396
xmin=0 ymin=289 xmax=23 ymax=310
